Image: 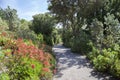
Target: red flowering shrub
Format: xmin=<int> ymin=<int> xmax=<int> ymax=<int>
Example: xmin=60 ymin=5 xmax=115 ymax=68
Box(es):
xmin=0 ymin=32 xmax=56 ymax=80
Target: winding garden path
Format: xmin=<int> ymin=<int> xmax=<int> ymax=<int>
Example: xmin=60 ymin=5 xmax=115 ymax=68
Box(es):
xmin=52 ymin=44 xmax=116 ymax=80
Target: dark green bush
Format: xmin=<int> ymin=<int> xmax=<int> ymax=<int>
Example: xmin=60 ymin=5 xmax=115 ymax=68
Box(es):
xmin=44 ymin=35 xmax=53 ymax=46
xmin=71 ymin=31 xmax=91 ymax=54
xmin=62 ymin=29 xmax=73 ymax=48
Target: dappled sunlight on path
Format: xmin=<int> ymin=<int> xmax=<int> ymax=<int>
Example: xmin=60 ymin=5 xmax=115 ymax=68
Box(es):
xmin=52 ymin=44 xmax=116 ymax=80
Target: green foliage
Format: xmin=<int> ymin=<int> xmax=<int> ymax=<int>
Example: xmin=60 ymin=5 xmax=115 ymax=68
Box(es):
xmin=0 ymin=33 xmax=56 ymax=80
xmin=51 ymin=28 xmax=62 ymax=44
xmin=6 ymin=56 xmax=43 ymax=80
xmin=93 ymin=55 xmax=108 ymax=72
xmin=15 ymin=18 xmax=44 ymax=45
xmin=0 ymin=47 xmax=7 ymax=73
xmin=86 ymin=42 xmax=120 ymax=78
xmin=62 ymin=29 xmax=73 ymax=48
xmin=93 ymin=47 xmax=119 ymax=75
xmin=16 ymin=28 xmax=37 ymax=40
xmin=20 ymin=19 xmax=29 ymax=29
xmin=30 ymin=13 xmax=56 ymax=46
xmin=49 ymin=0 xmax=120 ymax=78
xmin=90 ymin=18 xmax=104 ymax=44
xmin=112 ymin=44 xmax=120 ymax=54
xmin=16 ymin=29 xmax=37 ymax=41
xmin=87 ymin=42 xmax=100 ymax=61
xmin=37 ymin=33 xmax=44 ymax=43
xmin=71 ymin=31 xmax=91 ymax=54
xmin=0 ymin=6 xmax=57 ymax=79
xmin=0 ymin=73 xmax=10 ymax=80
xmin=1 ymin=6 xmax=20 ymax=31
xmin=103 ymin=13 xmax=120 ymax=47
xmin=15 ymin=28 xmax=44 ymax=45
xmin=30 ymin=13 xmax=56 ymax=35
xmin=93 ymin=48 xmax=118 ymax=72
xmin=111 ymin=59 xmax=120 ymax=77
xmin=44 ymin=35 xmax=53 ymax=46
xmin=0 ymin=17 xmax=8 ymax=31
xmin=0 ymin=8 xmax=5 ymax=19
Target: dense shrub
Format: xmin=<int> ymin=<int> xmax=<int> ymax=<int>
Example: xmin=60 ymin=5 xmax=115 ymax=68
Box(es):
xmin=87 ymin=42 xmax=120 ymax=78
xmin=92 ymin=47 xmax=120 ymax=77
xmin=0 ymin=32 xmax=56 ymax=80
xmin=44 ymin=35 xmax=53 ymax=46
xmin=71 ymin=31 xmax=91 ymax=54
xmin=93 ymin=49 xmax=118 ymax=72
xmin=16 ymin=28 xmax=43 ymax=44
xmin=16 ymin=28 xmax=37 ymax=41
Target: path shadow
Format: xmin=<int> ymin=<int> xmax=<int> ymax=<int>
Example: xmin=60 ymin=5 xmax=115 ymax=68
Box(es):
xmin=90 ymin=71 xmax=117 ymax=80
xmin=52 ymin=44 xmax=117 ymax=80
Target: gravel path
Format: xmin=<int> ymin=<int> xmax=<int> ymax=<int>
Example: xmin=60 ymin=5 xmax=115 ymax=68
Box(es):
xmin=52 ymin=44 xmax=116 ymax=80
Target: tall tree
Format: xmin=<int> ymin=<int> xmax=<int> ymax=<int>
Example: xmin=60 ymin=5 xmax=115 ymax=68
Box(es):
xmin=4 ymin=6 xmax=20 ymax=31
xmin=48 ymin=0 xmax=102 ymax=37
xmin=48 ymin=0 xmax=120 ymax=48
xmin=30 ymin=13 xmax=56 ymax=45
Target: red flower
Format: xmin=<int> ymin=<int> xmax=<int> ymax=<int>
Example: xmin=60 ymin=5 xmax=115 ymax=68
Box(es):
xmin=43 ymin=61 xmax=50 ymax=66
xmin=31 ymin=64 xmax=35 ymax=69
xmin=42 ymin=68 xmax=50 ymax=72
